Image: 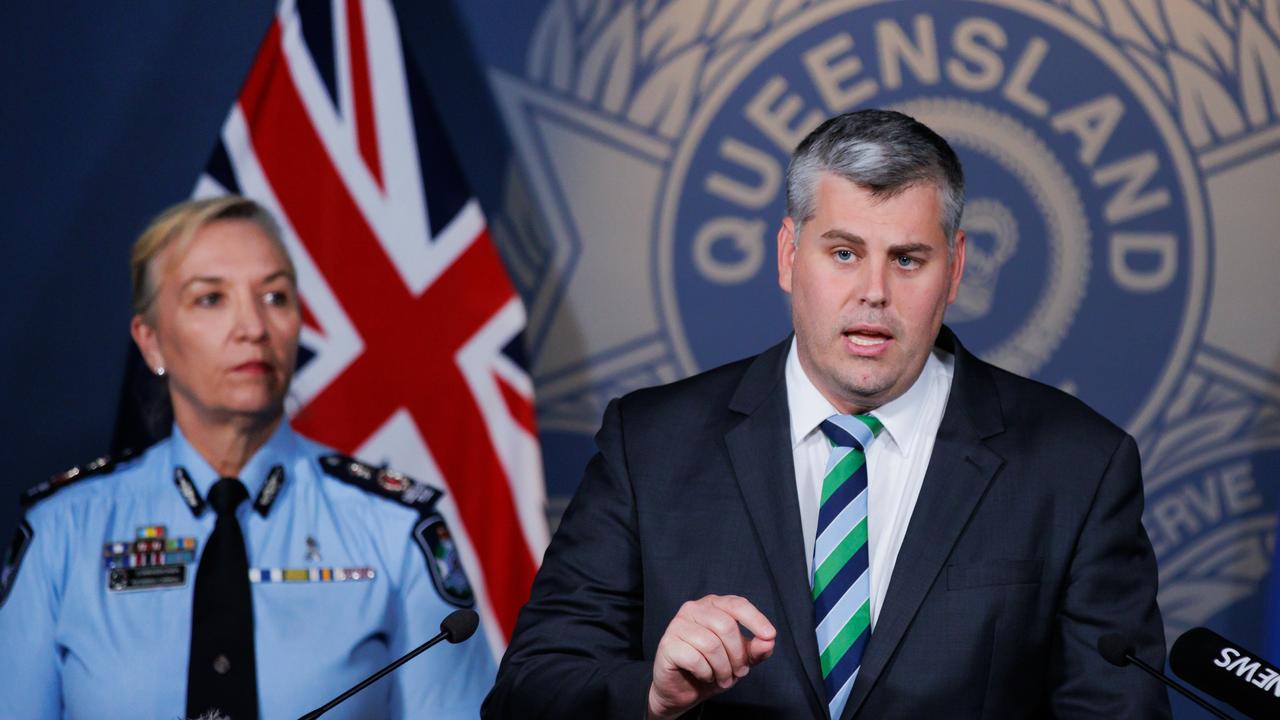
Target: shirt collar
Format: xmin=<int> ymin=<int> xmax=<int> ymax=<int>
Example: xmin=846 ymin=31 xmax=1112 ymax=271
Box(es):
xmin=169 ymin=421 xmax=298 ymax=515
xmin=785 ymin=337 xmax=840 ymax=449
xmin=871 ymin=350 xmax=950 ymax=456
xmin=784 ymin=337 xmax=952 ymax=454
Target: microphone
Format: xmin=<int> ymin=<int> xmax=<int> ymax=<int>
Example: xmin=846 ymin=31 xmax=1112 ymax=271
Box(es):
xmin=1096 ymin=633 xmax=1231 ymax=719
xmin=1170 ymin=627 xmax=1280 ymax=720
xmin=440 ymin=608 xmax=480 ymax=642
xmin=297 ymin=608 xmax=480 ymax=720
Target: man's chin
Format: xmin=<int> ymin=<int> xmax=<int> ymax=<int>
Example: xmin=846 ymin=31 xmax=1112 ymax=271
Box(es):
xmin=833 ymin=375 xmax=899 ymax=410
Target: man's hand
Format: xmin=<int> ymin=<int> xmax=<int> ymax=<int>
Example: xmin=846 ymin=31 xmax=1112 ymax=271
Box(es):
xmin=646 ymin=595 xmax=776 ymax=720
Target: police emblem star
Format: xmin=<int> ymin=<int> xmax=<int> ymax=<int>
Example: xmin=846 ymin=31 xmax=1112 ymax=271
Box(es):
xmin=494 ymin=0 xmax=1280 ymax=648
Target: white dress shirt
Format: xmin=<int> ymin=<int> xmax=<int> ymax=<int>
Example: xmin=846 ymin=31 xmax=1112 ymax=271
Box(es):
xmin=786 ymin=338 xmax=954 ymax=629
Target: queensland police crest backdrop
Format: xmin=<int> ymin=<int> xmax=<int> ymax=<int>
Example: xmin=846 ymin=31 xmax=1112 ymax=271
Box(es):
xmin=1 ymin=1 xmax=1278 ymax=713
xmin=454 ymin=0 xmax=1280 ymax=694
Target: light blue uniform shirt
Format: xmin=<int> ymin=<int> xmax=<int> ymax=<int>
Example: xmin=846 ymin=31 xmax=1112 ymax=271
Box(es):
xmin=0 ymin=422 xmax=495 ymax=719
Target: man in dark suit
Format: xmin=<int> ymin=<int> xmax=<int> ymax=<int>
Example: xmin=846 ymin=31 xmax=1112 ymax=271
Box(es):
xmin=484 ymin=110 xmax=1169 ymax=719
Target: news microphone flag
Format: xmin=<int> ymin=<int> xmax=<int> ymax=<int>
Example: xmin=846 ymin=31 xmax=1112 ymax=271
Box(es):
xmin=189 ymin=0 xmax=546 ymax=655
xmin=1171 ymin=627 xmax=1280 ymax=720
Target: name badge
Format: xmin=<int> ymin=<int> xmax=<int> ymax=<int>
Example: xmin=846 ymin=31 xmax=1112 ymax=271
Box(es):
xmin=103 ymin=526 xmax=196 ymax=592
xmin=109 ymin=564 xmax=186 ymax=591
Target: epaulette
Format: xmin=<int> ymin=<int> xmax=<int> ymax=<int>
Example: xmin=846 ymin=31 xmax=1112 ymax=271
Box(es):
xmin=319 ymin=454 xmax=442 ymax=513
xmin=21 ymin=449 xmax=136 ymax=508
xmin=320 ymin=455 xmax=471 ymax=607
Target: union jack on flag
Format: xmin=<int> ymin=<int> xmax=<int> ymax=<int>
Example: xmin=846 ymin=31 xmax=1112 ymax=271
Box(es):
xmin=192 ymin=0 xmax=548 ymax=654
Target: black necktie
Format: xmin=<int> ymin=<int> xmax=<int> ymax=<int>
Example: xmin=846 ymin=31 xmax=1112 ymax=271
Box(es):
xmin=187 ymin=477 xmax=259 ymax=720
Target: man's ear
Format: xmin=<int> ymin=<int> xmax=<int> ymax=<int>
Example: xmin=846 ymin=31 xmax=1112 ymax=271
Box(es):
xmin=778 ymin=217 xmax=797 ymax=294
xmin=130 ymin=315 xmax=165 ymax=373
xmin=946 ymin=229 xmax=966 ymax=304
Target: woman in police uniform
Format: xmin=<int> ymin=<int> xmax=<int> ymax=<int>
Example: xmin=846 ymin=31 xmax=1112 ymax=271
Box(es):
xmin=0 ymin=197 xmax=493 ymax=719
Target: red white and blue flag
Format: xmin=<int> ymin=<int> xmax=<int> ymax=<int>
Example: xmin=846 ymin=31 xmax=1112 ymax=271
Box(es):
xmin=193 ymin=0 xmax=548 ymax=655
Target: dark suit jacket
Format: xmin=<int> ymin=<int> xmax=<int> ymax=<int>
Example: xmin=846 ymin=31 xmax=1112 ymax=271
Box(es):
xmin=485 ymin=329 xmax=1170 ymax=719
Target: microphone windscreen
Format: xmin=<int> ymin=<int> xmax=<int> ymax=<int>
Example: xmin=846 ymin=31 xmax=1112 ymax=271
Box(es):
xmin=1097 ymin=634 xmax=1133 ymax=667
xmin=440 ymin=609 xmax=479 ymax=644
xmin=1170 ymin=627 xmax=1280 ymax=720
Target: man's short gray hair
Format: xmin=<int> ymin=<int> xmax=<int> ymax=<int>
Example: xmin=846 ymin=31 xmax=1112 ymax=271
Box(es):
xmin=785 ymin=109 xmax=965 ymax=248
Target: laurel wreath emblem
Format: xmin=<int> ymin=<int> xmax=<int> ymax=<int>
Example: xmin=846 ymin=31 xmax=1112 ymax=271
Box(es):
xmin=1059 ymin=0 xmax=1280 ymax=150
xmin=527 ymin=0 xmax=821 ymax=138
xmin=526 ymin=0 xmax=1280 ymax=150
xmin=1158 ymin=515 xmax=1277 ymax=642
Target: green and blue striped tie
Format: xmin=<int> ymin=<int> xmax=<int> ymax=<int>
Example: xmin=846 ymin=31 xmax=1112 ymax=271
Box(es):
xmin=814 ymin=413 xmax=882 ymax=719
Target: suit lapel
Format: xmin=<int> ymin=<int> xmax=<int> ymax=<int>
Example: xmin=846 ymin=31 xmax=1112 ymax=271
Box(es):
xmin=842 ymin=330 xmax=1006 ymax=720
xmin=724 ymin=340 xmax=827 ymax=712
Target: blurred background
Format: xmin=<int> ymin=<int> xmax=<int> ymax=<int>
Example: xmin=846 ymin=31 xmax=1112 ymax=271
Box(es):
xmin=2 ymin=1 xmax=1278 ymax=715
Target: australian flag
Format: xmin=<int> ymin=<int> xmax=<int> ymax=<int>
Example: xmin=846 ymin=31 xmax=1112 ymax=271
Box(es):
xmin=116 ymin=0 xmax=548 ymax=656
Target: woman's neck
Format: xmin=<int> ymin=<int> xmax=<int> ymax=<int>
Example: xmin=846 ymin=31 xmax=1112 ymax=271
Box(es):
xmin=174 ymin=404 xmax=284 ymax=478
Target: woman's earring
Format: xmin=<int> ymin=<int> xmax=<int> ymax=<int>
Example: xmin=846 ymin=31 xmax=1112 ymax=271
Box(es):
xmin=155 ymin=367 xmax=166 ymax=377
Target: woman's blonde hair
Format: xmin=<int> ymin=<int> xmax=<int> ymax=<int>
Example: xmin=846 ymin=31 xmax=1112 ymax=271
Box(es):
xmin=130 ymin=196 xmax=294 ymax=317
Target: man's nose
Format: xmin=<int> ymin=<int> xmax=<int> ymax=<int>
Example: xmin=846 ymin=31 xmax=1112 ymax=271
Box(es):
xmin=858 ymin=262 xmax=889 ymax=308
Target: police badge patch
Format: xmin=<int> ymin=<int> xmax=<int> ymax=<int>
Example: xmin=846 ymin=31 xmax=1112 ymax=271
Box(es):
xmin=414 ymin=514 xmax=475 ymax=608
xmin=0 ymin=520 xmax=33 ymax=608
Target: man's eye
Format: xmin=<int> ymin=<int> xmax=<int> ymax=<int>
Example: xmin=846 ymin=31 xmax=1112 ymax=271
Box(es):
xmin=895 ymin=255 xmax=919 ymax=268
xmin=195 ymin=292 xmax=222 ymax=307
xmin=834 ymin=249 xmax=855 ymax=262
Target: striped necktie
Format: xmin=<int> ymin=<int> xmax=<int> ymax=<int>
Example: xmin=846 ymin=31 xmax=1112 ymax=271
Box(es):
xmin=813 ymin=413 xmax=883 ymax=720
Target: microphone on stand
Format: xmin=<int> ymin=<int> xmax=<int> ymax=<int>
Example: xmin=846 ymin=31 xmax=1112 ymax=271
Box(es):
xmin=1169 ymin=627 xmax=1280 ymax=720
xmin=298 ymin=608 xmax=479 ymax=720
xmin=1096 ymin=633 xmax=1231 ymax=719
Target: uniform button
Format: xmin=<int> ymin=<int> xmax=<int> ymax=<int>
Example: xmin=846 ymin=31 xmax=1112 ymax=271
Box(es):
xmin=213 ymin=654 xmax=231 ymax=674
